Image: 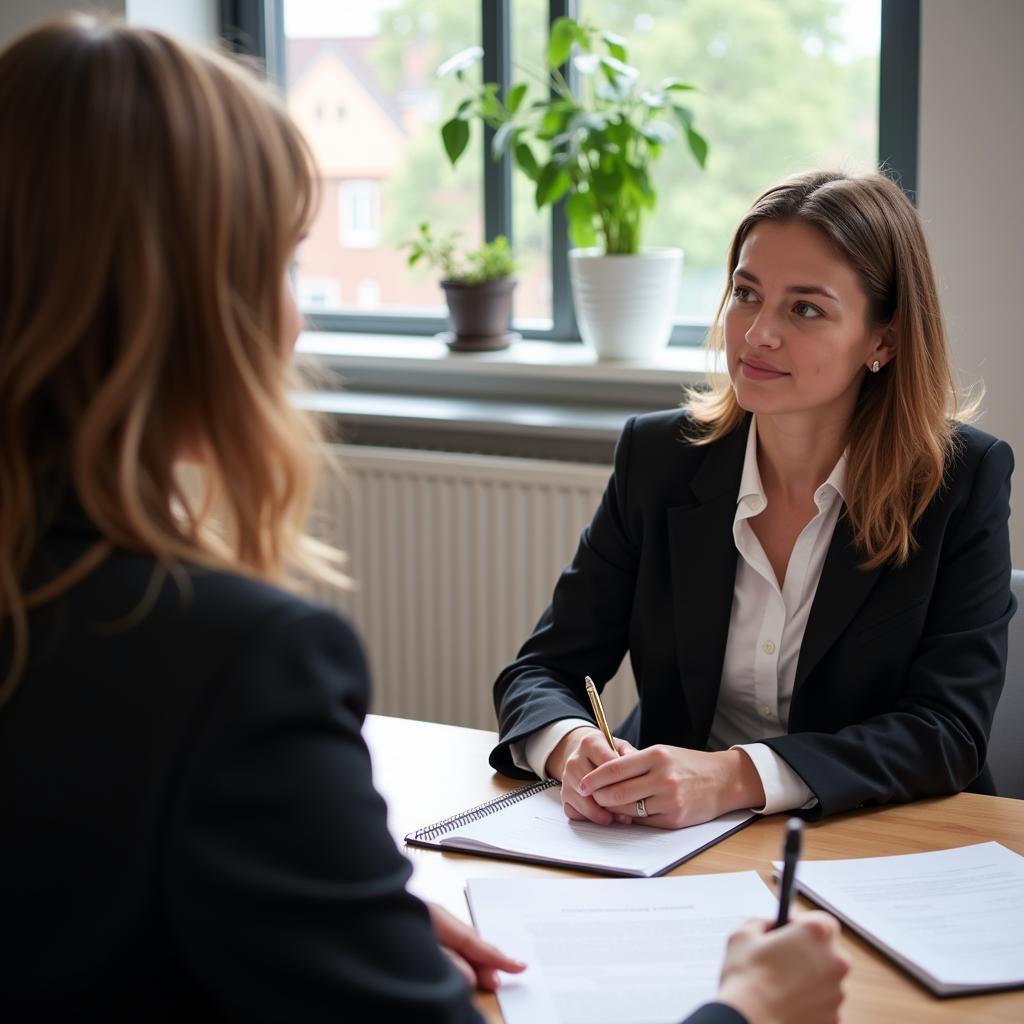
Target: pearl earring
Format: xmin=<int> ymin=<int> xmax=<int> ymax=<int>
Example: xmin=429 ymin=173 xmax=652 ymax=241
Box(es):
xmin=871 ymin=359 xmax=881 ymax=373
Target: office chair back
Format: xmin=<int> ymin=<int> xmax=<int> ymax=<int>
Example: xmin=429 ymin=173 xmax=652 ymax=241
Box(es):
xmin=987 ymin=569 xmax=1024 ymax=798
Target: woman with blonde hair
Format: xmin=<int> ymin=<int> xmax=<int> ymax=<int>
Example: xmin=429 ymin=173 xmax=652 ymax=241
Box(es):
xmin=0 ymin=12 xmax=520 ymax=1019
xmin=0 ymin=16 xmax=849 ymax=1024
xmin=492 ymin=171 xmax=1015 ymax=831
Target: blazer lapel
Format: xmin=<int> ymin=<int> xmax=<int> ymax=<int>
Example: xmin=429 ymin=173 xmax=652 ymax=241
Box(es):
xmin=667 ymin=423 xmax=747 ymax=746
xmin=793 ymin=511 xmax=883 ymax=697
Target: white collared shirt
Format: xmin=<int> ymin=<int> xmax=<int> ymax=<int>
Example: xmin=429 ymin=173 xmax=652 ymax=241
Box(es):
xmin=512 ymin=417 xmax=843 ymax=815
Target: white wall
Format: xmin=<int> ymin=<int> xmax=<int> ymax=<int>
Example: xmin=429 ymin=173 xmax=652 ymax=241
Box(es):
xmin=918 ymin=0 xmax=1024 ymax=565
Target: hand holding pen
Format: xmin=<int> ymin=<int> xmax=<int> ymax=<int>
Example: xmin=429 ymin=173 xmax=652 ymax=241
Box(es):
xmin=718 ymin=818 xmax=849 ymax=1023
xmin=543 ymin=674 xmax=637 ymax=827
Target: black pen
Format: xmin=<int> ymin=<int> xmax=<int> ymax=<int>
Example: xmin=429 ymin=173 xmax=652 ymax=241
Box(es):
xmin=773 ymin=817 xmax=803 ymax=929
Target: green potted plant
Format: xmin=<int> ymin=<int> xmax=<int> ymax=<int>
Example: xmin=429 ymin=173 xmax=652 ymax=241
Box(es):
xmin=404 ymin=222 xmax=519 ymax=352
xmin=438 ymin=17 xmax=708 ymax=360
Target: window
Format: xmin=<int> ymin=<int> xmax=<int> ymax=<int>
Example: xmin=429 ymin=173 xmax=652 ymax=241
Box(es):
xmin=356 ymin=279 xmax=382 ymax=308
xmin=338 ymin=180 xmax=381 ymax=248
xmin=577 ymin=0 xmax=884 ymax=323
xmin=296 ymin=277 xmax=342 ymax=309
xmin=226 ymin=1 xmax=916 ymax=343
xmin=271 ymin=0 xmax=482 ymax=320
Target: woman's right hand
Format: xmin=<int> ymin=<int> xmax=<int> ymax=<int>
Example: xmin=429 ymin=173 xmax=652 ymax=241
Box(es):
xmin=427 ymin=902 xmax=526 ymax=992
xmin=544 ymin=726 xmax=636 ymax=826
xmin=715 ymin=912 xmax=850 ymax=1024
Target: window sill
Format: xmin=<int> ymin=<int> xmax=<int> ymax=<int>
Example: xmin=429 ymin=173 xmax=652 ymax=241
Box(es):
xmin=297 ymin=331 xmax=711 ymax=381
xmin=294 ymin=332 xmax=715 ymax=462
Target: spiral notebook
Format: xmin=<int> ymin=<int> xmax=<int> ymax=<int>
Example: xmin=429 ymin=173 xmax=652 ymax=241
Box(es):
xmin=405 ymin=779 xmax=754 ymax=877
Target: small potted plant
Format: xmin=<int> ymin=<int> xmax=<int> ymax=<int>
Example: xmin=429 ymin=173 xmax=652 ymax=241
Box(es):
xmin=404 ymin=222 xmax=519 ymax=352
xmin=438 ymin=17 xmax=708 ymax=360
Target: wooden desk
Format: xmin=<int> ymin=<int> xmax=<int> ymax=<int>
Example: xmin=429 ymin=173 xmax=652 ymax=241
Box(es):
xmin=364 ymin=714 xmax=1024 ymax=1024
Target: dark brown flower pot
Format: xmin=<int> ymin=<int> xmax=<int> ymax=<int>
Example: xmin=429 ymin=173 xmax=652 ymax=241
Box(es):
xmin=440 ymin=277 xmax=516 ymax=352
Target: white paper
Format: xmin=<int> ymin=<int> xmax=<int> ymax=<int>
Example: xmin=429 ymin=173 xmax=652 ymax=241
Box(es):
xmin=776 ymin=841 xmax=1024 ymax=993
xmin=441 ymin=785 xmax=753 ymax=876
xmin=467 ymin=871 xmax=777 ymax=1024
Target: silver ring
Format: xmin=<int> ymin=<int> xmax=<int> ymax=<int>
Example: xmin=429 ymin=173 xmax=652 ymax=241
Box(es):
xmin=635 ymin=798 xmax=648 ymax=818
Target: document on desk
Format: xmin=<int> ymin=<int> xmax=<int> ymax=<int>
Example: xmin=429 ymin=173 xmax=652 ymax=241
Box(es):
xmin=466 ymin=871 xmax=776 ymax=1024
xmin=406 ymin=780 xmax=754 ymax=877
xmin=776 ymin=841 xmax=1024 ymax=995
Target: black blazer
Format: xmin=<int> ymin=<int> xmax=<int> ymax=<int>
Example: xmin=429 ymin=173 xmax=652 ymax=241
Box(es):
xmin=0 ymin=505 xmax=745 ymax=1024
xmin=491 ymin=411 xmax=1016 ymax=818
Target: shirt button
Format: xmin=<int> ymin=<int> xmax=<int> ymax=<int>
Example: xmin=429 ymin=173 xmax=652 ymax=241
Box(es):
xmin=761 ymin=706 xmax=774 ymax=718
xmin=762 ymin=640 xmax=776 ymax=654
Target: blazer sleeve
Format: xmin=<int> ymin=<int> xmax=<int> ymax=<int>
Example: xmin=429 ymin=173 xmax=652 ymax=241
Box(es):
xmin=162 ymin=602 xmax=483 ymax=1023
xmin=490 ymin=417 xmax=642 ymax=777
xmin=764 ymin=437 xmax=1016 ymax=818
xmin=683 ymin=1004 xmax=748 ymax=1024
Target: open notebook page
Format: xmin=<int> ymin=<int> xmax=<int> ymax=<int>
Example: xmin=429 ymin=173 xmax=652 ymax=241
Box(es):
xmin=467 ymin=871 xmax=777 ymax=1024
xmin=438 ymin=784 xmax=753 ymax=876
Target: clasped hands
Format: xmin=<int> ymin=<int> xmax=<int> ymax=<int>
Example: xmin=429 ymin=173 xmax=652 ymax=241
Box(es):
xmin=545 ymin=725 xmax=767 ymax=828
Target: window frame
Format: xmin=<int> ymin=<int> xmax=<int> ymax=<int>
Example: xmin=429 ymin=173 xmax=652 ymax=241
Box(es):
xmin=222 ymin=0 xmax=919 ymax=346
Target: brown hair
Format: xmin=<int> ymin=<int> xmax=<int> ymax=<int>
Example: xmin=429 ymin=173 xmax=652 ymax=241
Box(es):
xmin=684 ymin=170 xmax=976 ymax=569
xmin=0 ymin=15 xmax=342 ymax=704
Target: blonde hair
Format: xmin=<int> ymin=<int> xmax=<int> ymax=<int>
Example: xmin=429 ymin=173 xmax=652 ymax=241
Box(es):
xmin=0 ymin=16 xmax=342 ymax=704
xmin=684 ymin=170 xmax=976 ymax=569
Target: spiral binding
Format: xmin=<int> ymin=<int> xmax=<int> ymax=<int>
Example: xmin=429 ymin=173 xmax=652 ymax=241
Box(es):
xmin=412 ymin=778 xmax=559 ymax=842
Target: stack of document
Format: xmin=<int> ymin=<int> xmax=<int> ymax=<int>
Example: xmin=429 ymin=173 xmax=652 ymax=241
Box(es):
xmin=466 ymin=841 xmax=1024 ymax=1024
xmin=777 ymin=841 xmax=1024 ymax=996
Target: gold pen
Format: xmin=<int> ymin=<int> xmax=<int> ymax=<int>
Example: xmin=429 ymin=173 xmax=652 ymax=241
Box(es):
xmin=584 ymin=675 xmax=617 ymax=754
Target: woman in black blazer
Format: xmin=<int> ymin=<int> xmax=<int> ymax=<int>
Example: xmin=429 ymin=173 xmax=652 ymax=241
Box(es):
xmin=492 ymin=173 xmax=1015 ymax=831
xmin=0 ymin=16 xmax=848 ymax=1024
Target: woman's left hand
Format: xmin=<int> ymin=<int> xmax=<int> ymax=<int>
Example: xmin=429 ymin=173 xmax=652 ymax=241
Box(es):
xmin=576 ymin=744 xmax=766 ymax=829
xmin=427 ymin=902 xmax=527 ymax=991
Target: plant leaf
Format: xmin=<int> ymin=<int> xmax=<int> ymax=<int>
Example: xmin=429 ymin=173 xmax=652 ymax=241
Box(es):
xmin=572 ymin=53 xmax=600 ymax=75
xmin=671 ymin=104 xmax=694 ymax=129
xmin=601 ymin=31 xmax=627 ymax=63
xmin=628 ymin=165 xmax=655 ymax=203
xmin=570 ymin=111 xmax=610 ymax=134
xmin=441 ymin=117 xmax=471 ymax=165
xmin=640 ymin=119 xmax=676 ymax=145
xmin=506 ymin=82 xmax=527 ymax=114
xmin=599 ymin=55 xmax=639 ymax=81
xmin=591 ymin=159 xmax=624 ymax=206
xmin=514 ymin=141 xmax=539 ymax=181
xmin=436 ymin=46 xmax=484 ymax=79
xmin=491 ymin=121 xmax=517 ymax=161
xmin=596 ymin=77 xmax=634 ymax=102
xmin=538 ymin=106 xmax=571 ymax=139
xmin=480 ymin=82 xmax=503 ymax=120
xmin=566 ymin=190 xmax=598 ymax=248
xmin=686 ymin=126 xmax=709 ymax=168
xmin=547 ymin=17 xmax=577 ymax=69
xmin=661 ymin=78 xmax=697 ymax=92
xmin=535 ymin=163 xmax=573 ymax=207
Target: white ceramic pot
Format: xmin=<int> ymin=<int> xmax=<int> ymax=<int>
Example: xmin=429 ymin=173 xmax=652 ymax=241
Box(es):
xmin=569 ymin=246 xmax=683 ymax=361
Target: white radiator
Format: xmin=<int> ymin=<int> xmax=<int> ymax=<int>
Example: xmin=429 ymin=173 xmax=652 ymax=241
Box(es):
xmin=307 ymin=445 xmax=637 ymax=731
